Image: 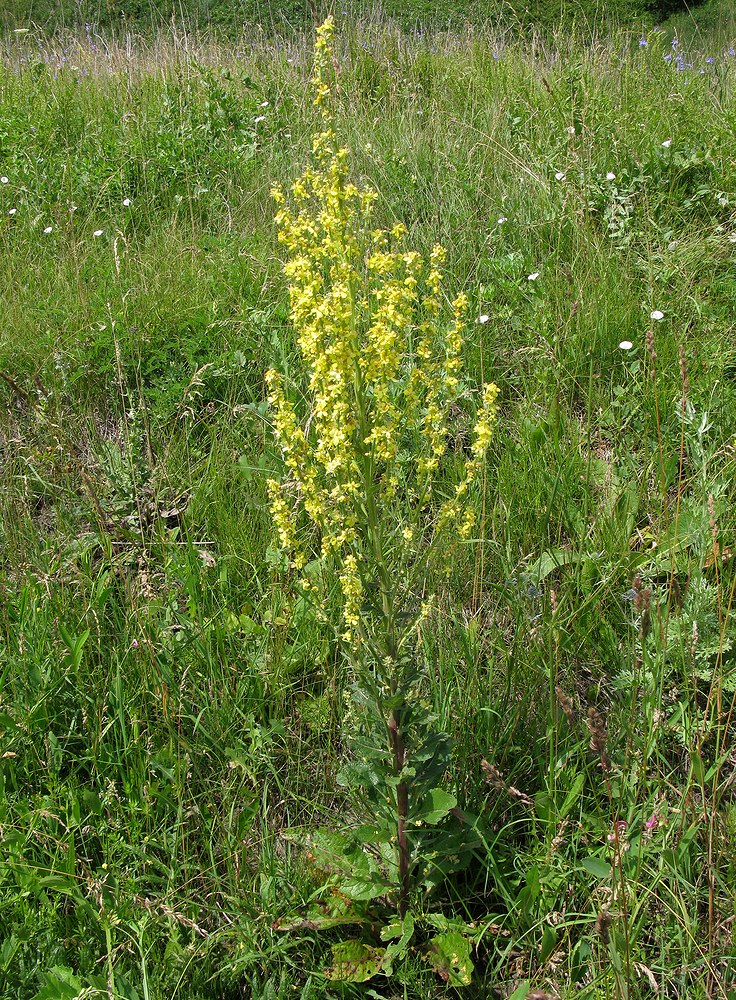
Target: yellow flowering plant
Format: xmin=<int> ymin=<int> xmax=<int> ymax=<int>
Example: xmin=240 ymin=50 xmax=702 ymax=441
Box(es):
xmin=267 ymin=18 xmax=499 ymax=984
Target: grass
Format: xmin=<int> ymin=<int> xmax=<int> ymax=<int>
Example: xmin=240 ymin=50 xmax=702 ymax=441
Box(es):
xmin=0 ymin=0 xmax=723 ymax=37
xmin=1 ymin=12 xmax=736 ymax=999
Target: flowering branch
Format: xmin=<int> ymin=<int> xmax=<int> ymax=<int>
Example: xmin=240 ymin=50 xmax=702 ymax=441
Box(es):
xmin=266 ymin=16 xmax=499 ymax=919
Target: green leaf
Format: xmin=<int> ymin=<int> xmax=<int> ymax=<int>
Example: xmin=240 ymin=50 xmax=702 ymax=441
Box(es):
xmin=507 ymin=984 xmax=530 ymax=1000
xmin=324 ymin=941 xmax=387 ymax=982
xmin=540 ymin=923 xmax=558 ymax=963
xmin=341 ymin=874 xmax=391 ymax=901
xmin=381 ymin=912 xmax=415 ymax=962
xmin=285 ymin=829 xmax=391 ymax=900
xmin=273 ymin=893 xmax=368 ymax=931
xmin=380 ymin=919 xmax=404 ymax=941
xmin=0 ymin=935 xmax=19 ymax=973
xmin=411 ymin=787 xmax=457 ymax=826
xmin=354 ymin=824 xmax=393 ymax=845
xmin=32 ymin=967 xmax=82 ymax=1000
xmin=692 ymin=750 xmax=705 ymax=785
xmin=525 ymin=549 xmax=585 ymax=583
xmin=426 ymin=930 xmax=474 ymax=987
xmin=423 ymin=913 xmax=478 ymax=936
xmin=581 ymin=857 xmax=611 ymax=879
xmin=559 ymin=772 xmax=586 ymax=818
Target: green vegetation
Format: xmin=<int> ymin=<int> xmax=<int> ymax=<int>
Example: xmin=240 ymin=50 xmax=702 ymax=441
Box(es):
xmin=0 ymin=0 xmax=725 ymax=36
xmin=1 ymin=13 xmax=736 ymax=999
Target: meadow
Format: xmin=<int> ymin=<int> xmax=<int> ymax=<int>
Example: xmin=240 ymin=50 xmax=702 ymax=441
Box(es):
xmin=1 ymin=10 xmax=736 ymax=999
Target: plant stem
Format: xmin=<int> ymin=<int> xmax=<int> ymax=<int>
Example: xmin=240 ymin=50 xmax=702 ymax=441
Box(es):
xmin=352 ymin=341 xmax=410 ymax=917
xmin=389 ymin=710 xmax=410 ymax=919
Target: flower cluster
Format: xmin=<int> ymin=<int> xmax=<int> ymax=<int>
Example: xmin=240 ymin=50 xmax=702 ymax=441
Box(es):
xmin=266 ymin=17 xmax=499 ymax=641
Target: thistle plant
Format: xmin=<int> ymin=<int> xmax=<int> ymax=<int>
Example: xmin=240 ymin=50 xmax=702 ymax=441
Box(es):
xmin=266 ymin=17 xmax=499 ymax=950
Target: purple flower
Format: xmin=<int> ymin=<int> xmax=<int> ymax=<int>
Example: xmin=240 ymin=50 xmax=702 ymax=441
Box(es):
xmin=664 ymin=54 xmax=672 ymax=62
xmin=706 ymin=56 xmax=714 ymax=64
xmin=639 ymin=38 xmax=648 ymax=48
xmin=729 ymin=48 xmax=736 ymax=57
xmin=645 ymin=814 xmax=658 ymax=831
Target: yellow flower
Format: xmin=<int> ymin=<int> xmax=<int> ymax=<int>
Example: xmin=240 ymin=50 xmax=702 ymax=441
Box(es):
xmin=339 ymin=554 xmax=363 ymax=643
xmin=266 ymin=17 xmax=500 ymax=637
xmin=472 ymin=382 xmax=500 ymax=459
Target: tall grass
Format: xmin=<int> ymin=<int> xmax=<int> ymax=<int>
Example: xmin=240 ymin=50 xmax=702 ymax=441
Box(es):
xmin=1 ymin=0 xmax=724 ymax=37
xmin=0 ymin=15 xmax=735 ymax=999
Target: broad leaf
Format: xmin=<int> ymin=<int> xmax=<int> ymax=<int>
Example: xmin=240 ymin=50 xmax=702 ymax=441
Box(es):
xmin=273 ymin=893 xmax=367 ymax=931
xmin=324 ymin=941 xmax=387 ymax=982
xmin=540 ymin=923 xmax=558 ymax=963
xmin=426 ymin=930 xmax=474 ymax=986
xmin=381 ymin=911 xmax=415 ymax=962
xmin=581 ymin=856 xmax=611 ymax=879
xmin=411 ymin=787 xmax=457 ymax=826
xmin=559 ymin=772 xmax=586 ymax=818
xmin=524 ymin=549 xmax=586 ymax=584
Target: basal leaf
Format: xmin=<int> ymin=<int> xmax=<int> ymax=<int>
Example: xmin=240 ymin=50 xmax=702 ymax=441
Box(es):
xmin=381 ymin=912 xmax=415 ymax=961
xmin=426 ymin=930 xmax=474 ymax=987
xmin=273 ymin=893 xmax=367 ymax=931
xmin=525 ymin=549 xmax=585 ymax=583
xmin=324 ymin=941 xmax=387 ymax=982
